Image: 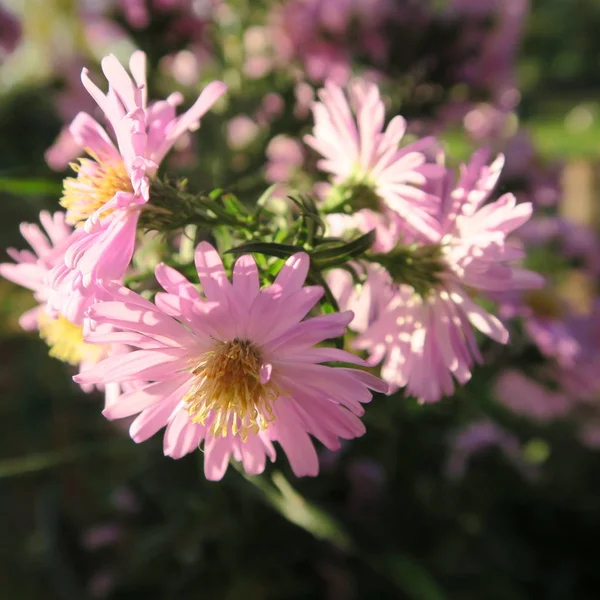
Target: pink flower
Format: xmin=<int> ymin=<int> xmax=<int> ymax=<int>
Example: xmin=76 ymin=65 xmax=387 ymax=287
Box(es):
xmin=494 ymin=370 xmax=572 ymax=422
xmin=304 ymin=80 xmax=443 ymax=241
xmin=56 ymin=51 xmax=226 ymax=288
xmin=0 ymin=211 xmax=75 ymax=331
xmin=337 ymin=150 xmax=543 ymax=402
xmin=0 ymin=212 xmax=109 ymax=387
xmin=268 ymin=0 xmax=399 ymax=84
xmin=76 ymin=242 xmax=387 ymax=480
xmin=226 ymin=115 xmax=260 ymax=150
xmin=327 ymin=262 xmax=394 ymax=335
xmin=445 ymin=418 xmax=531 ymax=480
xmin=264 ymin=135 xmax=305 ymax=184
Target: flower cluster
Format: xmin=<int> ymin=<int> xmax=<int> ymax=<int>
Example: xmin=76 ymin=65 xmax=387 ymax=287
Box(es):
xmin=2 ymin=51 xmax=543 ymax=480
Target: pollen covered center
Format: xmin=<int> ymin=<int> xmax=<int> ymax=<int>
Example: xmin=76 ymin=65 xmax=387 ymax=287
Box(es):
xmin=38 ymin=312 xmax=104 ymax=366
xmin=185 ymin=338 xmax=279 ymax=441
xmin=61 ymin=155 xmax=133 ymax=226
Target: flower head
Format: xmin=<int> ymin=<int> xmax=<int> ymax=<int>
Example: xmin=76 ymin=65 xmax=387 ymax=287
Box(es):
xmin=77 ymin=243 xmax=387 ymax=480
xmin=336 ymin=150 xmax=543 ymax=402
xmin=0 ymin=211 xmax=74 ymax=329
xmin=305 ymin=80 xmax=443 ymax=241
xmin=56 ymin=51 xmax=226 ymax=288
xmin=0 ymin=212 xmax=108 ymax=383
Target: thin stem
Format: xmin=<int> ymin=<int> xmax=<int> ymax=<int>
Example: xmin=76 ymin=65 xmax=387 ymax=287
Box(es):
xmin=234 ymin=465 xmax=354 ymax=553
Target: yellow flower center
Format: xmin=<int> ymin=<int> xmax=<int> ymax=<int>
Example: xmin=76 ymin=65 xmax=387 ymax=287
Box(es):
xmin=185 ymin=338 xmax=279 ymax=441
xmin=38 ymin=312 xmax=104 ymax=366
xmin=60 ymin=155 xmax=133 ymax=226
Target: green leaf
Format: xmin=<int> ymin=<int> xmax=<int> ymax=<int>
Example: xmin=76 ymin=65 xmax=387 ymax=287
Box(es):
xmin=222 ymin=193 xmax=249 ymax=217
xmin=256 ymin=184 xmax=278 ymax=207
xmin=0 ymin=177 xmax=62 ymax=196
xmin=226 ymin=241 xmax=303 ymax=259
xmin=311 ymin=230 xmax=376 ymax=267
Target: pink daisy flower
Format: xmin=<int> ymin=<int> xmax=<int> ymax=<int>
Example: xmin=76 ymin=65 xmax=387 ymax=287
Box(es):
xmin=76 ymin=242 xmax=387 ymax=480
xmin=304 ymin=80 xmax=443 ymax=242
xmin=445 ymin=418 xmax=527 ymax=480
xmin=0 ymin=212 xmax=110 ymax=389
xmin=336 ymin=150 xmax=543 ymax=402
xmin=494 ymin=370 xmax=572 ymax=423
xmin=57 ymin=51 xmax=226 ymax=288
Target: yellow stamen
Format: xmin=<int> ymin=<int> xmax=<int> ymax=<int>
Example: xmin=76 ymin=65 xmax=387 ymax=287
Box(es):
xmin=60 ymin=154 xmax=133 ymax=226
xmin=38 ymin=312 xmax=104 ymax=366
xmin=185 ymin=338 xmax=279 ymax=441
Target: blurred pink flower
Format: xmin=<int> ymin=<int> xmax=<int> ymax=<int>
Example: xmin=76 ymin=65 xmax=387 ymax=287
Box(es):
xmin=445 ymin=418 xmax=530 ymax=479
xmin=494 ymin=370 xmax=572 ymax=422
xmin=255 ymin=92 xmax=284 ymax=126
xmin=226 ymin=115 xmax=260 ymax=150
xmin=0 ymin=211 xmax=76 ymax=331
xmin=268 ymin=0 xmax=399 ymax=84
xmin=77 ymin=243 xmax=386 ymax=479
xmin=265 ymin=135 xmax=305 ymax=184
xmin=501 ymin=131 xmax=563 ymax=208
xmin=0 ymin=212 xmax=116 ymax=392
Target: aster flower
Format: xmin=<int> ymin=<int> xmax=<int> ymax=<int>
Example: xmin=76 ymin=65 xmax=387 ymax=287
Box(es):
xmin=76 ymin=242 xmax=387 ymax=480
xmin=494 ymin=370 xmax=571 ymax=423
xmin=304 ymin=80 xmax=443 ymax=242
xmin=56 ymin=51 xmax=226 ymax=288
xmin=335 ymin=150 xmax=543 ymax=402
xmin=444 ymin=418 xmax=530 ymax=480
xmin=0 ymin=212 xmax=107 ymax=385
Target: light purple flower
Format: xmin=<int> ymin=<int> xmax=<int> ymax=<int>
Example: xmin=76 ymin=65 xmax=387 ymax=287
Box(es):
xmin=336 ymin=150 xmax=543 ymax=402
xmin=445 ymin=418 xmax=530 ymax=479
xmin=0 ymin=212 xmax=115 ymax=391
xmin=76 ymin=243 xmax=387 ymax=480
xmin=55 ymin=51 xmax=226 ymax=290
xmin=305 ymin=80 xmax=444 ymax=241
xmin=494 ymin=370 xmax=572 ymax=422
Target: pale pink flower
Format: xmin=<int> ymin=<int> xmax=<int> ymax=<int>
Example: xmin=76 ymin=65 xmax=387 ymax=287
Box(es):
xmin=56 ymin=51 xmax=226 ymax=289
xmin=119 ymin=0 xmax=150 ymax=28
xmin=494 ymin=370 xmax=572 ymax=422
xmin=264 ymin=135 xmax=305 ymax=184
xmin=255 ymin=92 xmax=284 ymax=126
xmin=0 ymin=211 xmax=74 ymax=331
xmin=268 ymin=0 xmax=399 ymax=84
xmin=445 ymin=418 xmax=531 ymax=480
xmin=304 ymin=80 xmax=443 ymax=241
xmin=0 ymin=212 xmax=112 ymax=391
xmin=76 ymin=243 xmax=387 ymax=480
xmin=226 ymin=115 xmax=260 ymax=150
xmin=327 ymin=262 xmax=393 ymax=335
xmin=338 ymin=151 xmax=543 ymax=402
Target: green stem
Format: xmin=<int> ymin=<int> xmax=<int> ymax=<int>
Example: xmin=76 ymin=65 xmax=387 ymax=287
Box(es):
xmin=236 ymin=467 xmax=447 ymax=599
xmin=235 ymin=466 xmax=354 ymax=552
